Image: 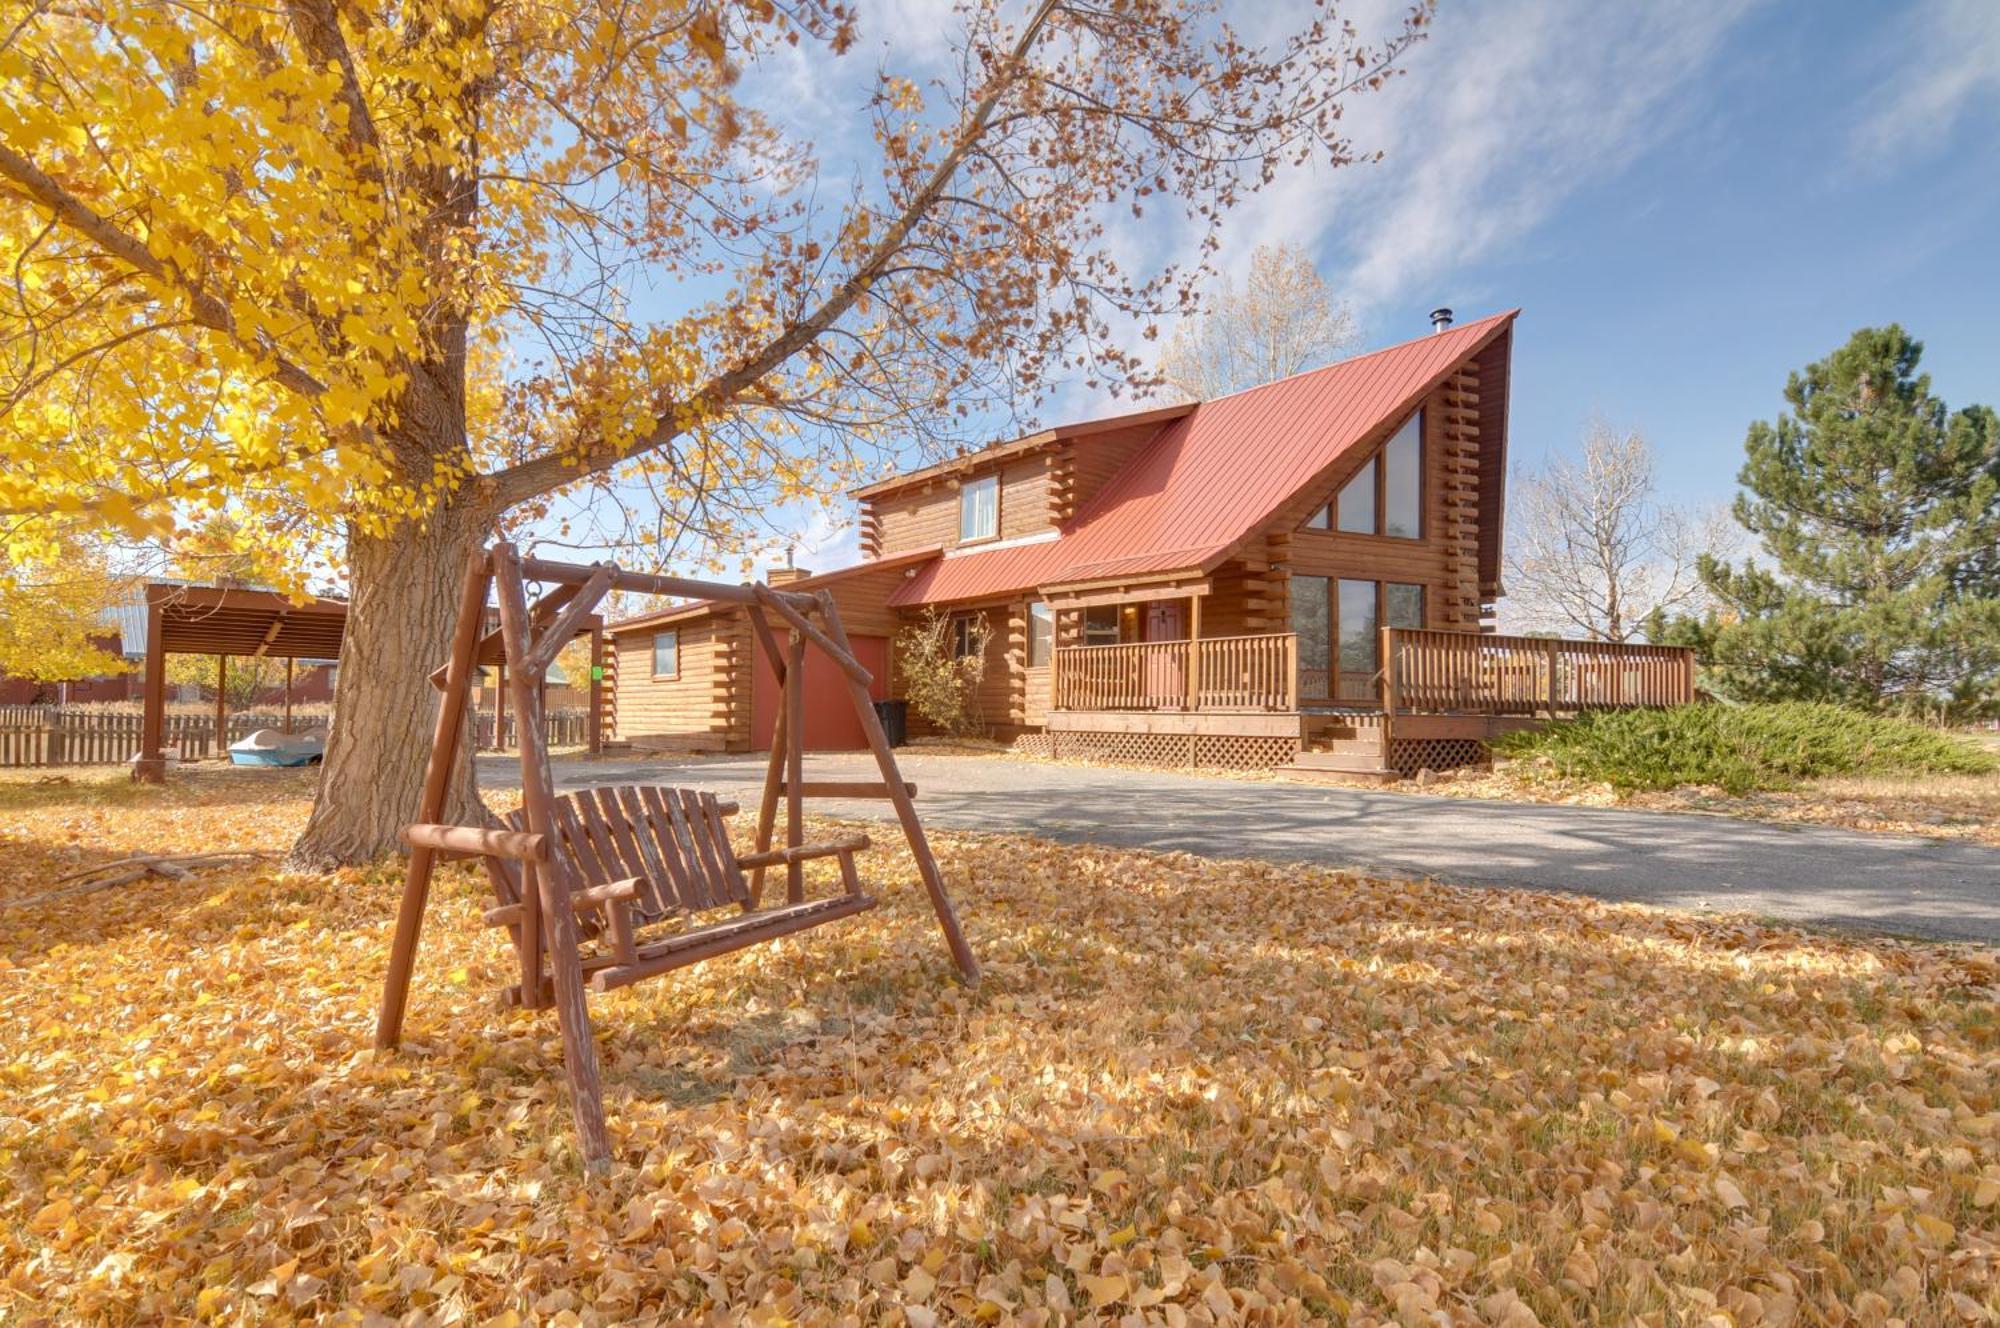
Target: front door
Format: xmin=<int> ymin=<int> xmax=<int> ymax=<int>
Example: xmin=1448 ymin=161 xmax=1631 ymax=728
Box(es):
xmin=1143 ymin=600 xmax=1186 ymax=706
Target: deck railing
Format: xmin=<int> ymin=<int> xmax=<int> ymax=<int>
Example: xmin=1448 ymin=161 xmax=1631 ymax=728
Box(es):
xmin=1382 ymin=627 xmax=1696 ymax=716
xmin=1053 ymin=632 xmax=1297 ymax=712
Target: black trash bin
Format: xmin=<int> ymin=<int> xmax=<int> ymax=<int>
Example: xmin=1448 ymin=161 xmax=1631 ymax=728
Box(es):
xmin=873 ymin=699 xmax=908 ymax=747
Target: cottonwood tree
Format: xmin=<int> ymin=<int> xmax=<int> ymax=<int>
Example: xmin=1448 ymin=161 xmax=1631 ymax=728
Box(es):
xmin=1158 ymin=242 xmax=1358 ymax=400
xmin=1502 ymin=421 xmax=1726 ymax=643
xmin=0 ymin=0 xmax=1427 ymax=862
xmin=1668 ymin=326 xmax=2000 ymax=716
xmin=0 ymin=527 xmax=129 ymax=683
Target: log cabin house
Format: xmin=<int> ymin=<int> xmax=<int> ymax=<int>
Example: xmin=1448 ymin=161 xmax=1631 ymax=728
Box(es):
xmin=604 ymin=310 xmax=1694 ymax=777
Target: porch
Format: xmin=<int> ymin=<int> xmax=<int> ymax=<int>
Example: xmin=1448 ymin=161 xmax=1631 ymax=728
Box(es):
xmin=1045 ymin=626 xmax=1696 ymax=776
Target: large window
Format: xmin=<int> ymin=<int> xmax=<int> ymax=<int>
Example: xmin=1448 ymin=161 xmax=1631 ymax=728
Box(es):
xmin=960 ymin=473 xmax=998 ymax=542
xmin=1337 ymin=578 xmax=1377 ymax=685
xmin=651 ymin=629 xmax=679 ymax=679
xmin=1384 ymin=582 xmax=1424 ymax=630
xmin=1306 ymin=410 xmax=1423 ymax=539
xmin=1291 ymin=574 xmax=1331 ymax=700
xmin=1028 ymin=601 xmax=1053 ymax=667
xmin=1336 ymin=458 xmax=1378 ymax=534
xmin=1382 ymin=414 xmax=1422 ymax=537
xmin=1290 ymin=579 xmax=1426 ymax=702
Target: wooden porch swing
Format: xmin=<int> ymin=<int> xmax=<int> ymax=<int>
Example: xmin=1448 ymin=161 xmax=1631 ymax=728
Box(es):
xmin=373 ymin=543 xmax=978 ymax=1169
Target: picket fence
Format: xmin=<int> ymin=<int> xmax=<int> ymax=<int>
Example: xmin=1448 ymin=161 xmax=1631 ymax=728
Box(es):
xmin=0 ymin=705 xmax=591 ymax=768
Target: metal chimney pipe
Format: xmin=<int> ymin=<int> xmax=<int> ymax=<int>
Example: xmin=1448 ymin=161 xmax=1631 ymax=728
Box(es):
xmin=1429 ymin=307 xmax=1454 ymax=334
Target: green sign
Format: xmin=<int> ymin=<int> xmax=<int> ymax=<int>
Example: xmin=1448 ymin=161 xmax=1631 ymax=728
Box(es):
xmin=590 ymin=665 xmax=605 ymax=680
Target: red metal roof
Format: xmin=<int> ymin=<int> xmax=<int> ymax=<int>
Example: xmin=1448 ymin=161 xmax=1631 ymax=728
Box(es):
xmin=889 ymin=310 xmax=1517 ymax=606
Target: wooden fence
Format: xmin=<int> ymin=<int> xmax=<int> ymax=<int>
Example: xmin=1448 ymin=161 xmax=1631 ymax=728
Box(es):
xmin=473 ymin=709 xmax=592 ymax=751
xmin=0 ymin=706 xmax=592 ymax=767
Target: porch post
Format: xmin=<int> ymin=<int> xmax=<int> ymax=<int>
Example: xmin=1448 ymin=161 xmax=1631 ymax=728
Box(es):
xmin=213 ymin=654 xmax=228 ymax=759
xmin=495 ymin=660 xmax=506 ymax=751
xmin=1380 ymin=627 xmax=1399 ymax=716
xmin=133 ymin=589 xmax=167 ymax=783
xmin=283 ymin=656 xmax=294 ymax=733
xmin=1186 ymin=595 xmax=1203 ymax=711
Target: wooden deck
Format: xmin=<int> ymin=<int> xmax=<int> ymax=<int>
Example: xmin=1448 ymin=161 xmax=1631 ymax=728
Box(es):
xmin=1046 ymin=627 xmax=1696 ymax=776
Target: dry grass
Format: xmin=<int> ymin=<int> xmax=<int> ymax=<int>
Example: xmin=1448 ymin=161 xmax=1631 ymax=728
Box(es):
xmin=2 ymin=774 xmax=1996 ymax=1325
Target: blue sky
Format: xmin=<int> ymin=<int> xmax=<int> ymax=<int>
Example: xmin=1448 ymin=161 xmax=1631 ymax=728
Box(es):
xmin=548 ymin=0 xmax=2000 ymax=572
xmin=1350 ymin=0 xmax=2000 ymax=508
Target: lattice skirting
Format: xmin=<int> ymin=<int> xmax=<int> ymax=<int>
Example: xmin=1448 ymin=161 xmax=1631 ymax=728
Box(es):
xmin=1009 ymin=733 xmax=1056 ymax=758
xmin=1044 ymin=731 xmax=1301 ymax=769
xmin=1385 ymin=737 xmax=1491 ymax=778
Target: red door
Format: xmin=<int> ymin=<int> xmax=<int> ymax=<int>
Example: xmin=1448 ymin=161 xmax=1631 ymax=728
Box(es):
xmin=751 ymin=631 xmax=890 ymax=750
xmin=1143 ymin=601 xmax=1186 ymax=706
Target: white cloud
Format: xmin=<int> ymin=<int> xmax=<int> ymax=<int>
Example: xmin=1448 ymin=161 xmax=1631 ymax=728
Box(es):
xmin=1849 ymin=0 xmax=2000 ymax=166
xmin=747 ymin=503 xmax=861 ymax=578
xmin=1217 ymin=0 xmax=1763 ymax=324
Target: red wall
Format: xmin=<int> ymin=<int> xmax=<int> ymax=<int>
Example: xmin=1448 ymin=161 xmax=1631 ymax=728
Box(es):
xmin=750 ymin=633 xmax=889 ymax=751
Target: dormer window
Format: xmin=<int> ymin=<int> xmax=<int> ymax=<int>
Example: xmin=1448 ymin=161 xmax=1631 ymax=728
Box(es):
xmin=960 ymin=473 xmax=998 ymax=542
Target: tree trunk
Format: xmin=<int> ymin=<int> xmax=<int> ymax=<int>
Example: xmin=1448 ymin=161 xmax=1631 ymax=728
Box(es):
xmin=290 ymin=501 xmax=490 ymax=868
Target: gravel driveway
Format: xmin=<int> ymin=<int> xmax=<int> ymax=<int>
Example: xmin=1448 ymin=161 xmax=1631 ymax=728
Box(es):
xmin=482 ymin=751 xmax=2000 ymax=944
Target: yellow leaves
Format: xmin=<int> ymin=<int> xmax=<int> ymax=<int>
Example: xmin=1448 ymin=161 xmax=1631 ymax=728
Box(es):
xmin=1076 ymin=1270 xmax=1127 ymax=1307
xmin=4 ymin=779 xmax=1999 ymax=1322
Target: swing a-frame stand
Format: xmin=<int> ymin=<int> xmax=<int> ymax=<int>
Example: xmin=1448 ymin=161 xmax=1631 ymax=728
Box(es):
xmin=374 ymin=543 xmax=978 ymax=1170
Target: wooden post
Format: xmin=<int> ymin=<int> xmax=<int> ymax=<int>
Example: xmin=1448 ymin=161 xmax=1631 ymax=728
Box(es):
xmin=375 ymin=548 xmax=493 ymax=1050
xmin=492 ymin=543 xmax=613 ymax=1171
xmin=747 ymin=607 xmax=790 ymax=907
xmin=1284 ymin=631 xmax=1298 ymax=711
xmin=1186 ymin=594 xmax=1203 ymax=711
xmin=283 ymin=657 xmax=294 ymax=734
xmin=814 ymin=592 xmax=979 ymax=983
xmin=495 ymin=660 xmax=507 ymax=752
xmin=784 ymin=631 xmax=807 ymax=905
xmin=133 ymin=591 xmax=167 ymax=783
xmin=213 ymin=654 xmax=228 ymax=759
xmin=1545 ymin=638 xmax=1561 ymax=718
xmin=587 ymin=626 xmax=605 ymax=756
xmin=1381 ymin=627 xmax=1399 ymax=716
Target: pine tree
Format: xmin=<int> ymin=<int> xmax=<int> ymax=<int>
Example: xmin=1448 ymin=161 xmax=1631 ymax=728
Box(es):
xmin=1679 ymin=326 xmax=2000 ymax=716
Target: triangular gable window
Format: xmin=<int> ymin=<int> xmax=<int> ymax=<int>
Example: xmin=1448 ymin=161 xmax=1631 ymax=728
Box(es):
xmin=1299 ymin=410 xmax=1423 ymax=539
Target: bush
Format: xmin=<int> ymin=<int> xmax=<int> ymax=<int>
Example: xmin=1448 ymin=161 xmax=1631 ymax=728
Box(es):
xmin=1492 ymin=701 xmax=1998 ymax=795
xmin=895 ymin=610 xmax=991 ymax=738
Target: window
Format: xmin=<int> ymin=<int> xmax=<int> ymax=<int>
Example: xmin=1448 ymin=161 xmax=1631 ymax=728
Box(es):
xmin=1385 ymin=582 xmax=1424 ymax=629
xmin=960 ymin=473 xmax=998 ymax=542
xmin=651 ymin=629 xmax=679 ymax=679
xmin=1335 ymin=457 xmax=1377 ymax=534
xmin=951 ymin=615 xmax=983 ymax=660
xmin=1382 ymin=413 xmax=1422 ymax=538
xmin=1338 ymin=578 xmax=1378 ymax=683
xmin=1028 ymin=601 xmax=1053 ymax=667
xmin=1305 ymin=410 xmax=1423 ymax=539
xmin=1293 ymin=579 xmax=1426 ymax=703
xmin=1083 ymin=606 xmax=1121 ymax=646
xmin=1291 ymin=574 xmax=1330 ymax=700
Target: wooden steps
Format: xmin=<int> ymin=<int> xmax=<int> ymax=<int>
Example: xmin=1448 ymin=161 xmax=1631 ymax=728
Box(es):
xmin=1285 ymin=753 xmax=1399 ymax=784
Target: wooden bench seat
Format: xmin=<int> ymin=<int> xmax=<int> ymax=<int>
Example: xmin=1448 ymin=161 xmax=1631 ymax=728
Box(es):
xmin=453 ymin=783 xmax=875 ymax=999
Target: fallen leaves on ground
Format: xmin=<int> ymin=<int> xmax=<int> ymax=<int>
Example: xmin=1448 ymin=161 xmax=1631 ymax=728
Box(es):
xmin=1422 ymin=763 xmax=2000 ymax=848
xmin=1 ymin=770 xmax=1997 ymax=1324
